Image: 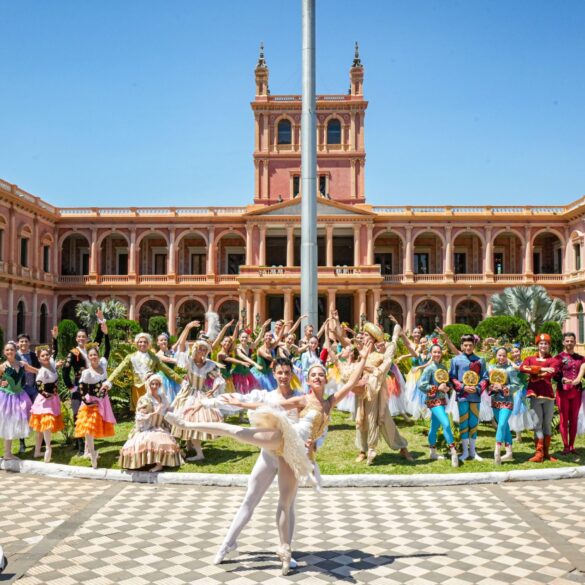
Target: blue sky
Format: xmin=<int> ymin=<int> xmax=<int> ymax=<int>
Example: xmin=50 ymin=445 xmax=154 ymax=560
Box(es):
xmin=1 ymin=0 xmax=584 ymax=207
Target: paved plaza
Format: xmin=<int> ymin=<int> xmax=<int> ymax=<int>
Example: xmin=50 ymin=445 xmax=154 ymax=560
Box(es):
xmin=1 ymin=473 xmax=585 ymax=585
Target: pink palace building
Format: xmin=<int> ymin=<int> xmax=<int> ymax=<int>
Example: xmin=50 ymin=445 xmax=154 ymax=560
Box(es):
xmin=2 ymin=46 xmax=585 ymax=343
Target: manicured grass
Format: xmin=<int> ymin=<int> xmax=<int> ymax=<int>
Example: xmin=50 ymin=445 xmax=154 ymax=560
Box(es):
xmin=1 ymin=410 xmax=582 ymax=474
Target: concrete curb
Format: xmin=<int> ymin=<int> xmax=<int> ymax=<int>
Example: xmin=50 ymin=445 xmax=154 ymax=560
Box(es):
xmin=2 ymin=459 xmax=585 ymax=487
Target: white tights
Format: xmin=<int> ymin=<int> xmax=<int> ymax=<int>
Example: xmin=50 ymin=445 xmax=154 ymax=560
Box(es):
xmin=174 ymin=420 xmax=298 ymax=548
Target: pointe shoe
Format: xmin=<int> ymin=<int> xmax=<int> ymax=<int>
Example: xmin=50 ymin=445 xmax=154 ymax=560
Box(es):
xmin=90 ymin=451 xmax=99 ymax=469
xmin=33 ymin=450 xmax=43 ymax=459
xmin=429 ymin=448 xmax=444 ymax=461
xmin=355 ymin=452 xmax=366 ymax=463
xmin=185 ymin=454 xmax=205 ymax=462
xmin=366 ymin=449 xmax=376 ymax=465
xmin=450 ymin=449 xmax=459 ymax=468
xmin=213 ymin=542 xmax=238 ymax=565
xmin=44 ymin=448 xmax=52 ymax=463
xmin=149 ymin=464 xmax=163 ymax=473
xmin=277 ymin=544 xmax=293 ymax=576
xmin=500 ymin=445 xmax=514 ymax=462
xmin=494 ymin=445 xmax=502 ymax=465
xmin=400 ymin=447 xmax=414 ymax=462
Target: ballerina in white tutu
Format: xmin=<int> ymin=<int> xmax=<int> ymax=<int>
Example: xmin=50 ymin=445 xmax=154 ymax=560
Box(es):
xmin=166 ymin=339 xmax=372 ymax=575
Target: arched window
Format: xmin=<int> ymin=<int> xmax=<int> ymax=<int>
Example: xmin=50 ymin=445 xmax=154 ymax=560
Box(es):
xmin=17 ymin=301 xmax=25 ymax=336
xmin=327 ymin=119 xmax=341 ymax=145
xmin=455 ymin=300 xmax=483 ymax=328
xmin=277 ymin=119 xmax=292 ymax=145
xmin=578 ymin=302 xmax=584 ymax=345
xmin=39 ymin=304 xmax=48 ymax=343
xmin=415 ymin=300 xmax=443 ymax=334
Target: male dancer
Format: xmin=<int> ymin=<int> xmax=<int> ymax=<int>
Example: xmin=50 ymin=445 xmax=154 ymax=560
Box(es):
xmin=554 ymin=332 xmax=584 ymax=455
xmin=62 ymin=310 xmax=108 ymax=455
xmin=449 ymin=334 xmax=488 ymax=461
xmin=214 ymin=357 xmax=304 ymax=567
xmin=16 ymin=334 xmax=40 ymax=453
xmin=355 ymin=321 xmax=413 ymax=465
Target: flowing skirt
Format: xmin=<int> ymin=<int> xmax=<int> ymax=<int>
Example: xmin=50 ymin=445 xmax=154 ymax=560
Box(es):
xmin=159 ymin=371 xmax=181 ymax=403
xmin=479 ymin=390 xmax=494 ymax=422
xmin=74 ymin=404 xmax=115 ymax=438
xmin=232 ymin=372 xmax=259 ymax=394
xmin=0 ymin=391 xmax=32 ymax=440
xmin=250 ymin=368 xmax=277 ymax=391
xmin=387 ymin=365 xmax=409 ymax=417
xmin=172 ymin=394 xmax=224 ymax=441
xmin=508 ymin=389 xmax=537 ymax=432
xmin=119 ymin=427 xmax=183 ymax=469
xmin=30 ymin=392 xmax=64 ymax=434
xmin=405 ymin=369 xmax=429 ymax=420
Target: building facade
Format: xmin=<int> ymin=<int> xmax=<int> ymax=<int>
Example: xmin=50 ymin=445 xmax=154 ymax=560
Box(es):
xmin=2 ymin=47 xmax=585 ymax=343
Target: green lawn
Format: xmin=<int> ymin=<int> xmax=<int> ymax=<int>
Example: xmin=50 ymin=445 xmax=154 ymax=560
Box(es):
xmin=1 ymin=410 xmax=582 ymax=474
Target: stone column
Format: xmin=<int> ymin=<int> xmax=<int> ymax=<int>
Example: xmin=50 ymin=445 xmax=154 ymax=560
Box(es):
xmin=445 ymin=294 xmax=453 ymax=325
xmin=358 ymin=289 xmax=367 ymax=320
xmin=207 ymin=227 xmax=216 ymax=274
xmin=129 ymin=228 xmax=136 ymax=276
xmin=168 ymin=295 xmax=176 ymax=336
xmin=89 ymin=228 xmax=98 ymax=276
xmin=284 ymin=289 xmax=294 ymax=323
xmin=326 ymin=225 xmax=334 ymax=267
xmin=350 ymin=160 xmax=356 ymax=199
xmin=253 ymin=290 xmax=262 ymax=323
xmin=245 ymin=224 xmax=253 ymax=265
xmin=207 ymin=294 xmax=215 ymax=313
xmin=405 ymin=293 xmax=413 ymax=332
xmin=524 ymin=227 xmax=533 ymax=275
xmin=286 ymin=225 xmax=295 ymax=267
xmin=129 ymin=294 xmax=136 ymax=321
xmin=486 ymin=297 xmax=493 ymax=317
xmin=262 ymin=160 xmax=269 ymax=200
xmin=353 ymin=224 xmax=362 ymax=266
xmin=484 ymin=226 xmax=493 ymax=276
xmin=32 ymin=217 xmax=39 ymax=277
xmin=168 ymin=228 xmax=176 ymax=276
xmin=239 ymin=289 xmax=247 ymax=325
xmin=259 ymin=225 xmax=266 ymax=266
xmin=444 ymin=225 xmax=453 ymax=276
xmin=564 ymin=227 xmax=571 ymax=274
xmin=366 ymin=223 xmax=374 ymax=265
xmin=404 ymin=226 xmax=414 ymax=276
xmin=373 ymin=289 xmax=381 ymax=323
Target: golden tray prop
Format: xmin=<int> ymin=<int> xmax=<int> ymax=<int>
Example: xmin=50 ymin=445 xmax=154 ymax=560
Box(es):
xmin=462 ymin=370 xmax=479 ymax=386
xmin=489 ymin=369 xmax=507 ymax=385
xmin=434 ymin=369 xmax=449 ymax=384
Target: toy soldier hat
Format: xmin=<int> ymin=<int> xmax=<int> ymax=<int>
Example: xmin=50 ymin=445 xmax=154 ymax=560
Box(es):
xmin=535 ymin=333 xmax=551 ymax=344
xmin=363 ymin=322 xmax=384 ymax=342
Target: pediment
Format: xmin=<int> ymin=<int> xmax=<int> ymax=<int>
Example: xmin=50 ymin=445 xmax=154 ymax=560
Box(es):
xmin=245 ymin=196 xmax=375 ymax=217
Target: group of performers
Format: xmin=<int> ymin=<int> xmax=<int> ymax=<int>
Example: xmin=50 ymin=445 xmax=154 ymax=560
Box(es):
xmin=2 ymin=307 xmax=585 ymax=573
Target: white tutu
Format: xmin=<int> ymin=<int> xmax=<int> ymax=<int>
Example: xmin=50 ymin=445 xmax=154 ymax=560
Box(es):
xmin=388 ymin=365 xmax=409 ymax=417
xmin=479 ymin=391 xmax=494 ymax=422
xmin=508 ymin=391 xmax=536 ymax=433
xmin=405 ymin=369 xmax=429 ymax=420
xmin=446 ymin=391 xmax=458 ymax=420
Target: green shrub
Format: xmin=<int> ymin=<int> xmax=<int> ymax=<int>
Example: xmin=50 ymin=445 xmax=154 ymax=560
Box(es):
xmin=475 ymin=316 xmax=532 ymax=346
xmin=148 ymin=316 xmax=169 ymax=342
xmin=106 ymin=319 xmax=142 ymax=344
xmin=539 ymin=321 xmax=563 ymax=354
xmin=442 ymin=324 xmax=475 ymax=349
xmin=106 ymin=341 xmax=135 ymax=417
xmin=57 ymin=320 xmax=79 ymax=358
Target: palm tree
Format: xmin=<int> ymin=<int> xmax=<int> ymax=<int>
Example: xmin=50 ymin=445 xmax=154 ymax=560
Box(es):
xmin=75 ymin=299 xmax=127 ymax=330
xmin=490 ymin=285 xmax=568 ymax=335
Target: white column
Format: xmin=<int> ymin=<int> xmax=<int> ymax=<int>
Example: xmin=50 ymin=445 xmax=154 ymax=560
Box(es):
xmin=286 ymin=225 xmax=295 ymax=267
xmin=253 ymin=290 xmax=262 ymax=323
xmin=246 ymin=224 xmax=253 ymax=265
xmin=89 ymin=228 xmax=98 ymax=276
xmin=358 ymin=289 xmax=366 ymax=320
xmin=366 ymin=224 xmax=374 ymax=265
xmin=484 ymin=227 xmax=493 ymax=275
xmin=326 ymin=224 xmax=333 ymax=267
xmin=168 ymin=228 xmax=176 ymax=275
xmin=353 ymin=224 xmax=361 ymax=266
xmin=444 ymin=226 xmax=453 ymax=275
xmin=405 ymin=227 xmax=413 ymax=275
xmin=207 ymin=227 xmax=216 ymax=274
xmin=327 ymin=288 xmax=336 ymax=314
xmin=405 ymin=294 xmax=413 ymax=332
xmin=524 ymin=227 xmax=533 ymax=274
xmin=284 ymin=289 xmax=294 ymax=323
xmin=129 ymin=294 xmax=136 ymax=321
xmin=259 ymin=225 xmax=266 ymax=266
xmin=168 ymin=295 xmax=176 ymax=336
xmin=445 ymin=294 xmax=453 ymax=325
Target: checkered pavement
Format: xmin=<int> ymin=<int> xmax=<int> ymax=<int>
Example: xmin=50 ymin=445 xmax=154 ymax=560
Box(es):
xmin=1 ymin=473 xmax=585 ymax=584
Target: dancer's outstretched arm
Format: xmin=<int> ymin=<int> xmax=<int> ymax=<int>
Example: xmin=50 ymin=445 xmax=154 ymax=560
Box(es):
xmin=328 ymin=339 xmax=372 ymax=408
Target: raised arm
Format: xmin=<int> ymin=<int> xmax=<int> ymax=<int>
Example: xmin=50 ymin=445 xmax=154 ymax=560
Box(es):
xmin=435 ymin=326 xmax=460 ymax=356
xmin=212 ymin=319 xmax=235 ymax=352
xmin=176 ymin=320 xmax=200 ymax=353
xmin=251 ymin=319 xmax=271 ymax=349
xmin=328 ymin=339 xmax=372 ymax=408
xmin=379 ymin=323 xmax=402 ymax=377
xmin=287 ymin=314 xmax=306 ymax=337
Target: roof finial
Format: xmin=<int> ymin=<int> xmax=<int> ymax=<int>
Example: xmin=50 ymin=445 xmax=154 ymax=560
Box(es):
xmin=257 ymin=42 xmax=267 ymax=68
xmin=352 ymin=41 xmax=362 ymax=68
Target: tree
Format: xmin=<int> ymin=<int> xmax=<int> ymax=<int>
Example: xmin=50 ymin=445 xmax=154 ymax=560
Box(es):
xmin=442 ymin=324 xmax=475 ymax=348
xmin=75 ymin=299 xmax=127 ymax=331
xmin=57 ymin=320 xmax=79 ymax=358
xmin=107 ymin=319 xmax=142 ymax=344
xmin=148 ymin=316 xmax=169 ymax=342
xmin=475 ymin=316 xmax=533 ymax=347
xmin=490 ymin=285 xmax=568 ymax=335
